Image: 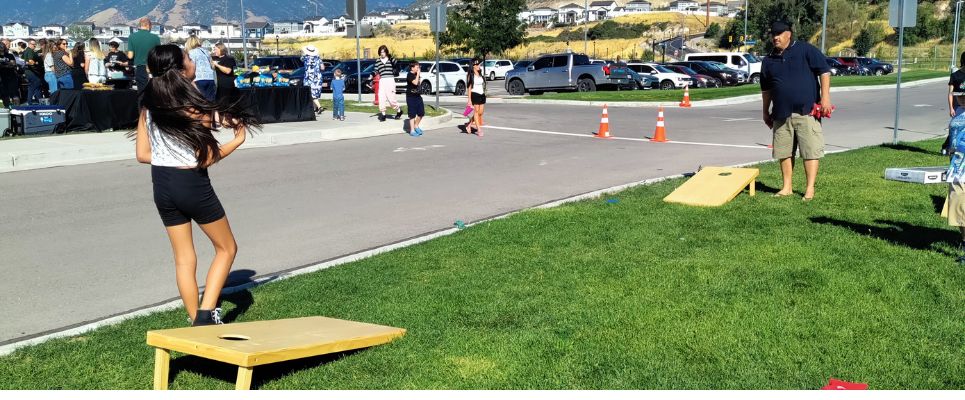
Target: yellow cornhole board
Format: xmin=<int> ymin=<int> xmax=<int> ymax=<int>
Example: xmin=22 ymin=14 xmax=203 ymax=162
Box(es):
xmin=663 ymin=167 xmax=759 ymax=207
xmin=147 ymin=316 xmax=406 ymax=390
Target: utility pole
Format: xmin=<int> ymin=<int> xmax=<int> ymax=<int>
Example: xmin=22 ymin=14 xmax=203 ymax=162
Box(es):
xmin=820 ymin=0 xmax=829 ymax=54
xmin=706 ymin=0 xmax=710 ymax=27
xmin=241 ymin=0 xmax=248 ymax=68
xmin=953 ymin=0 xmax=963 ymax=72
xmin=354 ymin=0 xmax=361 ymax=103
xmin=583 ymin=0 xmax=588 ymax=54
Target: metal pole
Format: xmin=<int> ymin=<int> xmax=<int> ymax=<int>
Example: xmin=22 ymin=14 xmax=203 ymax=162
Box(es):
xmin=241 ymin=0 xmax=248 ymax=68
xmin=820 ymin=0 xmax=828 ymax=54
xmin=893 ymin=0 xmax=905 ymax=145
xmin=435 ymin=3 xmax=440 ymax=109
xmin=354 ymin=0 xmax=361 ymax=103
xmin=953 ymin=1 xmax=963 ymax=72
xmin=583 ymin=0 xmax=588 ymax=54
xmin=743 ymin=0 xmax=748 ymax=52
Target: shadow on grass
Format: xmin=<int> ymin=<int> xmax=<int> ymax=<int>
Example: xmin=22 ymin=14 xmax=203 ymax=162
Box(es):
xmin=219 ymin=269 xmax=257 ymax=324
xmin=881 ymin=143 xmax=936 ymax=155
xmin=810 ymin=217 xmax=955 ymax=256
xmin=931 ymin=195 xmax=948 ymax=214
xmin=169 ymin=349 xmax=365 ymax=389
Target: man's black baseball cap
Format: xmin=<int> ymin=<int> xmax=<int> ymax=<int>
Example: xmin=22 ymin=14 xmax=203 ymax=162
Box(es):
xmin=770 ymin=21 xmax=792 ymax=35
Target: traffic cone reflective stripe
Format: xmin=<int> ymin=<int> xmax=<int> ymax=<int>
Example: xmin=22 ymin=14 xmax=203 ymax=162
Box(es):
xmin=596 ymin=104 xmax=612 ymax=139
xmin=679 ymin=84 xmax=692 ymax=108
xmin=651 ymin=106 xmax=668 ymax=142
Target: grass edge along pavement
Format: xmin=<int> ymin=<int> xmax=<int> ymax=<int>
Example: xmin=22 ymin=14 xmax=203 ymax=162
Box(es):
xmin=316 ymin=99 xmax=446 ymax=118
xmin=536 ymin=70 xmax=947 ymax=102
xmin=0 ymin=139 xmax=963 ymax=389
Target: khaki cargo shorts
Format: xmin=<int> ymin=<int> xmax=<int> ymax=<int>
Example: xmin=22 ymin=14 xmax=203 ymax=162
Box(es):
xmin=947 ymin=183 xmax=965 ymax=227
xmin=772 ymin=113 xmax=825 ymax=160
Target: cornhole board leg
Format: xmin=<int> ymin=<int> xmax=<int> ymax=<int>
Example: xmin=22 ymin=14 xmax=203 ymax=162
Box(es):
xmin=153 ymin=348 xmax=170 ymax=390
xmin=750 ymin=180 xmax=756 ymax=196
xmin=236 ymin=366 xmax=254 ymax=390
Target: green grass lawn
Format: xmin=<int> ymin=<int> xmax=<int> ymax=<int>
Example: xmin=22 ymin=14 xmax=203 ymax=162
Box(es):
xmin=538 ymin=70 xmax=948 ymax=102
xmin=317 ymin=99 xmax=447 ymax=117
xmin=1 ymin=139 xmax=963 ymax=389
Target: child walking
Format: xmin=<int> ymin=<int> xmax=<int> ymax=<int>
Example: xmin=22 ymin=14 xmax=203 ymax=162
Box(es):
xmin=332 ymin=68 xmax=346 ymax=121
xmin=405 ymin=61 xmax=425 ymax=136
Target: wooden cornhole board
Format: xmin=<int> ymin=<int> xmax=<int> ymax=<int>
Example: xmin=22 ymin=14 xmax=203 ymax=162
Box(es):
xmin=146 ymin=316 xmax=406 ymax=390
xmin=663 ymin=167 xmax=759 ymax=206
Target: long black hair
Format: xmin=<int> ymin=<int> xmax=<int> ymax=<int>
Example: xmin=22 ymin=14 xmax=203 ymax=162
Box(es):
xmin=131 ymin=44 xmax=260 ymax=166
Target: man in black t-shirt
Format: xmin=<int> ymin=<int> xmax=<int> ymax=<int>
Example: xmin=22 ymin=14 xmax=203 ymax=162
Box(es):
xmin=105 ymin=42 xmax=130 ymax=76
xmin=760 ymin=20 xmax=832 ymax=201
xmin=405 ymin=61 xmax=425 ymax=137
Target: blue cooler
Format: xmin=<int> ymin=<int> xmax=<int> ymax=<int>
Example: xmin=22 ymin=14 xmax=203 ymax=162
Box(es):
xmin=9 ymin=105 xmax=66 ymax=136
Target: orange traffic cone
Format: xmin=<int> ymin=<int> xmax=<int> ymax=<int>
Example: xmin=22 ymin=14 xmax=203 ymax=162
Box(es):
xmin=651 ymin=106 xmax=668 ymax=142
xmin=679 ymin=84 xmax=692 ymax=108
xmin=595 ymin=104 xmax=612 ymax=139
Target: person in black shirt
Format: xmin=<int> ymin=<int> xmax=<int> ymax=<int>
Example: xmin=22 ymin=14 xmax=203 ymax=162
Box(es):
xmin=944 ymin=54 xmax=965 ymax=154
xmin=210 ymin=43 xmax=238 ymax=104
xmin=104 ymin=41 xmax=130 ymax=75
xmin=22 ymin=39 xmax=43 ymax=104
xmin=761 ymin=20 xmax=832 ymax=201
xmin=405 ymin=61 xmax=424 ymax=137
xmin=0 ymin=43 xmax=20 ymax=108
xmin=70 ymin=42 xmax=88 ymax=87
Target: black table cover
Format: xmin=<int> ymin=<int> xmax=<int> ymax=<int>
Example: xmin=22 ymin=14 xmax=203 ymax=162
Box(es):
xmin=51 ymin=89 xmax=139 ymax=132
xmin=51 ymin=86 xmax=313 ymax=133
xmin=238 ymin=86 xmax=315 ymax=124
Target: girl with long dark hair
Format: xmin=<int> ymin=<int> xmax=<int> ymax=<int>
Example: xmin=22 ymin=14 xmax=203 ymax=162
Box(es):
xmin=132 ymin=44 xmax=260 ymax=326
xmin=70 ymin=42 xmax=88 ymax=86
xmin=466 ymin=58 xmax=486 ymax=137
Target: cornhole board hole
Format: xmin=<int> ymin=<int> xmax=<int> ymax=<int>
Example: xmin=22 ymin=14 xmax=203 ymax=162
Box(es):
xmin=147 ymin=316 xmax=406 ymax=390
xmin=663 ymin=167 xmax=759 ymax=207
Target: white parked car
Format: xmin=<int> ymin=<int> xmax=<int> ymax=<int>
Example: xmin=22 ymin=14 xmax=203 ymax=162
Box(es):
xmin=394 ymin=61 xmax=467 ymax=95
xmin=483 ymin=59 xmax=514 ymax=81
xmin=626 ymin=63 xmax=694 ymax=90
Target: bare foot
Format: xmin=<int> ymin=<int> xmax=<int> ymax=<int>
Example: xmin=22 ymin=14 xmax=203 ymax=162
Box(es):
xmin=803 ymin=190 xmax=815 ymax=201
xmin=774 ymin=190 xmax=793 ymax=197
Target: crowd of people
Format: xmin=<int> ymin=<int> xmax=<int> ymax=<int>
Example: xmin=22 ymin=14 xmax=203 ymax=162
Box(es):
xmin=0 ymin=18 xmax=239 ymax=109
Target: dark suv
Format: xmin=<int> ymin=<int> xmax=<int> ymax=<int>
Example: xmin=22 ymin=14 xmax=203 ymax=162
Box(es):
xmin=855 ymin=57 xmax=894 ymax=75
xmin=668 ymin=61 xmax=741 ymax=86
xmin=251 ymin=56 xmax=304 ymax=73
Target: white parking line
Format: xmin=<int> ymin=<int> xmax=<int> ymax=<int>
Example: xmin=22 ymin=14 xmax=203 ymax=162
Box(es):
xmin=484 ymin=125 xmax=770 ymax=150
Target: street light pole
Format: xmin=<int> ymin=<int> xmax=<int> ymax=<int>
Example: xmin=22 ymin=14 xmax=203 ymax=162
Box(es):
xmin=583 ymin=0 xmax=588 ymax=54
xmin=953 ymin=0 xmax=963 ymax=72
xmin=241 ymin=0 xmax=248 ymax=68
xmin=820 ymin=0 xmax=828 ymax=54
xmin=743 ymin=0 xmax=748 ymax=52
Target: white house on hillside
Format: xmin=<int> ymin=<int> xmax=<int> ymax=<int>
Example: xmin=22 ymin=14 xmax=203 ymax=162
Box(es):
xmin=529 ymin=7 xmax=557 ymax=23
xmin=109 ymin=24 xmax=135 ymax=38
xmin=362 ymin=12 xmax=388 ymax=26
xmin=558 ymin=3 xmax=584 ymax=24
xmin=274 ymin=20 xmax=303 ymax=35
xmin=303 ymin=17 xmax=332 ymax=34
xmin=41 ymin=24 xmax=65 ymax=37
xmin=386 ymin=12 xmax=410 ymax=24
xmin=588 ymin=1 xmax=618 ymax=21
xmin=670 ymin=1 xmax=700 ymax=12
xmin=626 ymin=1 xmax=652 ymax=13
xmin=211 ymin=22 xmax=241 ymax=38
xmin=181 ymin=23 xmax=210 ymax=37
xmin=3 ymin=22 xmax=31 ymax=38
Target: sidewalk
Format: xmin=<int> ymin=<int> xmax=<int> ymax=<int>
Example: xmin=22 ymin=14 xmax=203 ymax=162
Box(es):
xmin=0 ymin=109 xmax=455 ymax=173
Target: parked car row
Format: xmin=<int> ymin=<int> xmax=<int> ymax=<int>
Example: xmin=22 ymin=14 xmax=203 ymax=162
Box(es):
xmin=259 ymin=52 xmax=895 ymax=97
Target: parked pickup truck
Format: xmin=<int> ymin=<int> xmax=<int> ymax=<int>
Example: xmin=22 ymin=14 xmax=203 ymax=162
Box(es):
xmin=504 ymin=53 xmax=630 ymax=95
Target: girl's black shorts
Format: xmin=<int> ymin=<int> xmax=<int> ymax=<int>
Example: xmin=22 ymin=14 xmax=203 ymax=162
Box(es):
xmin=152 ymin=165 xmax=226 ymax=227
xmin=471 ymin=92 xmax=486 ymax=105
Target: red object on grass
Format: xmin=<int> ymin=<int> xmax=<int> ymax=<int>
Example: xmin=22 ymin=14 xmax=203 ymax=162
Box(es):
xmin=821 ymin=378 xmax=868 ymax=390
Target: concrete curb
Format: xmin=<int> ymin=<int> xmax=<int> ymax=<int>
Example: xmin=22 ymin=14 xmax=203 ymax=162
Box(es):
xmin=488 ymin=77 xmax=948 ymax=108
xmin=0 ymin=109 xmax=456 ymax=174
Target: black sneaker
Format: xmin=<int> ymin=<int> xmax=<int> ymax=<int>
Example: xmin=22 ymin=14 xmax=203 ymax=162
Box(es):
xmin=395 ymin=110 xmax=404 ymax=120
xmin=378 ymin=113 xmax=386 ymax=122
xmin=192 ymin=308 xmax=224 ymax=326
